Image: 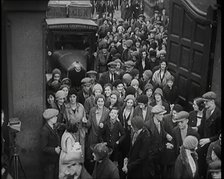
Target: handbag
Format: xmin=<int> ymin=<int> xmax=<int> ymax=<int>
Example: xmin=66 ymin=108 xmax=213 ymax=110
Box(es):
xmin=60 ymin=135 xmax=83 ymax=165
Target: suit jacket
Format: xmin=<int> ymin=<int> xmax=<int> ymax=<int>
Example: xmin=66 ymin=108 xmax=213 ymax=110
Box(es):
xmin=85 ymin=106 xmax=110 ymax=160
xmin=133 ymin=105 xmax=153 ymax=123
xmin=40 ymin=123 xmax=60 ymax=165
xmin=99 ymin=71 xmax=120 ymax=87
xmin=92 ymin=158 xmax=119 ymax=179
xmin=172 ymin=126 xmax=200 ymax=157
xmin=135 ymin=57 xmax=151 ymax=78
xmin=198 ymin=106 xmax=221 ymax=143
xmin=127 ymin=128 xmax=152 ymax=179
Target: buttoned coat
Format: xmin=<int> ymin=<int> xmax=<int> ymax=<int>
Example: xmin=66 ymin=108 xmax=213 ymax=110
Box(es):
xmin=99 ymin=71 xmax=121 ymax=87
xmin=172 ymin=126 xmax=200 ymax=157
xmin=85 ymin=106 xmax=110 ymax=160
xmin=40 ymin=123 xmax=61 ymax=165
xmin=92 ymin=158 xmax=119 ymax=179
xmin=133 ymin=105 xmax=153 ymax=123
xmin=127 ymin=128 xmax=152 ymax=179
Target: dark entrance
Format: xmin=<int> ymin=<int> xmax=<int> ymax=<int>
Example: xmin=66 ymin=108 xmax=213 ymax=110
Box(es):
xmin=167 ymin=0 xmax=216 ymax=110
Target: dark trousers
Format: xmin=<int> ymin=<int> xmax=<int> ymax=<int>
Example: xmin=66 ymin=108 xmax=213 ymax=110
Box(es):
xmin=197 ymin=144 xmax=209 ymax=179
xmin=43 ymin=163 xmax=59 ymax=179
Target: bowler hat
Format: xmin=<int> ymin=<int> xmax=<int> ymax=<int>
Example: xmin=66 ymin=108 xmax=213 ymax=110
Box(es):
xmin=202 ymin=91 xmax=216 ymax=100
xmin=43 ymin=108 xmax=59 ymax=120
xmin=151 ymin=105 xmax=166 ymax=114
xmin=174 ymin=111 xmax=189 ymax=122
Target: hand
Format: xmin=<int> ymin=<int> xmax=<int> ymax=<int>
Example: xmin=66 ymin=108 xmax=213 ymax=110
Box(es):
xmin=82 ymin=117 xmax=87 ymax=123
xmin=1 ymin=168 xmax=6 ymax=175
xmin=170 ymin=104 xmax=174 ymax=111
xmin=99 ymin=123 xmax=104 ymax=128
xmin=166 ymin=134 xmax=173 ymax=141
xmin=116 ymin=141 xmax=119 ymax=145
xmin=123 ymin=157 xmax=128 ymax=165
xmin=122 ymin=165 xmax=128 ymax=173
xmin=93 ymin=52 xmax=97 ymax=57
xmin=199 ymin=138 xmax=210 ymax=147
xmin=55 ymin=146 xmax=61 ymax=154
xmin=192 ymin=127 xmax=198 ymax=131
xmin=166 ymin=143 xmax=174 ymax=149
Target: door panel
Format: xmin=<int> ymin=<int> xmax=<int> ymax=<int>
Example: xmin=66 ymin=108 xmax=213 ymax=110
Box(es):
xmin=167 ymin=0 xmax=213 ymax=110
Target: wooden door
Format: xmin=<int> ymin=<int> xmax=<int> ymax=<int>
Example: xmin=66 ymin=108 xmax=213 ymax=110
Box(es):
xmin=167 ymin=0 xmax=214 ymax=110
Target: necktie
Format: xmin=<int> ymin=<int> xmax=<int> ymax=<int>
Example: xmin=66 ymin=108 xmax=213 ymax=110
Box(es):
xmin=132 ymin=131 xmax=138 ymax=145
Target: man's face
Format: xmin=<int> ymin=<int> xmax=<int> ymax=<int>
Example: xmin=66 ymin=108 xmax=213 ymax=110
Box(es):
xmin=155 ymin=113 xmax=164 ymax=122
xmin=139 ymin=103 xmax=146 ymax=109
xmin=204 ymin=99 xmax=214 ymax=109
xmin=178 ymin=119 xmax=188 ymax=130
xmin=83 ymin=84 xmax=91 ymax=93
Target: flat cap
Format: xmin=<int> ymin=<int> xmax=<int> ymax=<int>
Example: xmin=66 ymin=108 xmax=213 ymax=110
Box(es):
xmin=151 ymin=105 xmax=166 ymax=114
xmin=124 ymin=60 xmax=135 ymax=67
xmin=113 ymin=58 xmax=123 ymax=65
xmin=107 ymin=61 xmax=117 ymax=67
xmin=174 ymin=111 xmax=189 ymax=122
xmin=81 ymin=77 xmax=92 ymax=84
xmin=86 ymin=70 xmax=97 ymax=75
xmin=202 ymin=91 xmax=216 ymax=100
xmin=43 ymin=108 xmax=59 ymax=120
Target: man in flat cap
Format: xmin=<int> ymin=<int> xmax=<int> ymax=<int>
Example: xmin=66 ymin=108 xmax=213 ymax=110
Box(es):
xmin=197 ymin=91 xmax=221 ymax=179
xmin=144 ymin=104 xmax=172 ymax=179
xmin=40 ymin=109 xmax=61 ymax=179
xmin=86 ymin=70 xmax=98 ymax=85
xmin=77 ymin=77 xmax=92 ymax=105
xmin=99 ymin=61 xmax=121 ymax=87
xmin=172 ymin=111 xmax=199 ymax=157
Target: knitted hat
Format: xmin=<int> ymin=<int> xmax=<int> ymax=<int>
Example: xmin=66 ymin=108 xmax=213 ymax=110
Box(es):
xmin=124 ymin=94 xmax=135 ymax=102
xmin=131 ymin=79 xmax=139 ymax=86
xmin=55 ymin=90 xmax=66 ymax=99
xmin=183 ymin=135 xmax=198 ymax=150
xmin=172 ymin=104 xmax=183 ymax=112
xmin=126 ymin=86 xmax=136 ymax=96
xmin=92 ymin=83 xmax=103 ymax=93
xmin=43 ymin=109 xmax=59 ymax=120
xmin=122 ymin=73 xmax=133 ymax=85
xmin=52 ymin=68 xmax=61 ymax=76
xmin=154 ymin=88 xmax=163 ymax=96
xmin=143 ymin=70 xmax=153 ymax=79
xmin=137 ymin=95 xmax=148 ymax=104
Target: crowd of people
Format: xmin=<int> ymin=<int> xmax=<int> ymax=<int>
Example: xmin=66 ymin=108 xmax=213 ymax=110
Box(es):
xmin=39 ymin=2 xmax=221 ymax=179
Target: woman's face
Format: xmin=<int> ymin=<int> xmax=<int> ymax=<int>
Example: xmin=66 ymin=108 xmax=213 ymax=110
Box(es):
xmin=47 ymin=94 xmax=55 ymax=105
xmin=110 ymin=94 xmax=118 ymax=105
xmin=57 ymin=97 xmax=65 ymax=106
xmin=53 ymin=74 xmax=60 ymax=81
xmin=62 ymin=87 xmax=69 ymax=97
xmin=146 ymin=89 xmax=153 ymax=98
xmin=94 ymin=89 xmax=102 ymax=96
xmin=117 ymin=84 xmax=124 ymax=93
xmin=155 ymin=94 xmax=162 ymax=101
xmin=126 ymin=99 xmax=134 ymax=108
xmin=116 ymin=62 xmax=121 ymax=69
xmin=69 ymin=94 xmax=77 ymax=104
xmin=160 ymin=62 xmax=166 ymax=70
xmin=97 ymin=98 xmax=105 ymax=109
xmin=104 ymin=86 xmax=112 ymax=97
xmin=142 ymin=51 xmax=147 ymax=58
xmin=132 ymin=84 xmax=139 ymax=91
